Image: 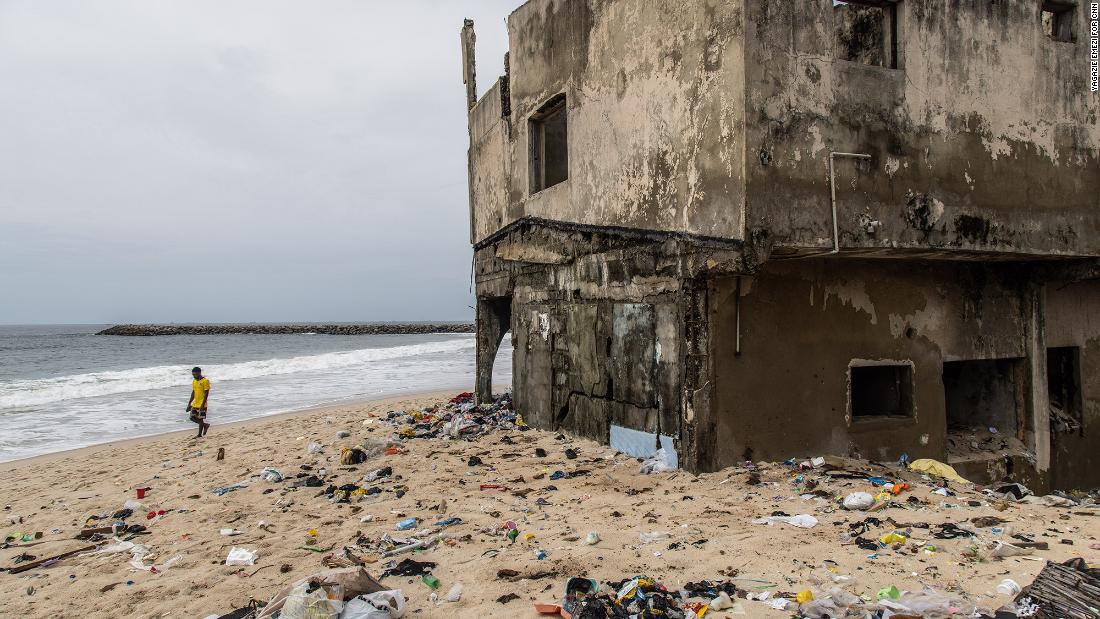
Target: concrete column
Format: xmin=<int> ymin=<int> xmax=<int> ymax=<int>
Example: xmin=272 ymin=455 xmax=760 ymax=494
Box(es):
xmin=680 ymin=278 xmax=715 ymax=472
xmin=460 ymin=19 xmax=477 ymax=111
xmin=475 ymin=297 xmax=511 ymax=404
xmin=1024 ymin=283 xmax=1051 ymax=473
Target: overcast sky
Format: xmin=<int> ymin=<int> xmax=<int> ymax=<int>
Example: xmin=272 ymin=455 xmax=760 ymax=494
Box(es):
xmin=0 ymin=1 xmax=515 ymax=324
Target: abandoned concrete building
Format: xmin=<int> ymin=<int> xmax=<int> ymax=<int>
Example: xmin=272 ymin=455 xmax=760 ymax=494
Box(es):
xmin=461 ymin=1 xmax=1100 ymax=491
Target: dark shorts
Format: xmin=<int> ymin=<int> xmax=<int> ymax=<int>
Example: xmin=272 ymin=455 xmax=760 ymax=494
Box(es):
xmin=189 ymin=409 xmax=207 ymax=423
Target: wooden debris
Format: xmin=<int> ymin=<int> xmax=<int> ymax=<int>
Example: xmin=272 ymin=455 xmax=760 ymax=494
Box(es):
xmin=5 ymin=545 xmax=97 ymax=574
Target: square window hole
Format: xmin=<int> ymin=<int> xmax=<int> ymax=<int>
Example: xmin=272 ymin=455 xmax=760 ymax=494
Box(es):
xmin=850 ymin=363 xmax=913 ymax=419
xmin=529 ymin=94 xmax=568 ymax=193
xmin=1042 ymin=2 xmax=1076 ymax=42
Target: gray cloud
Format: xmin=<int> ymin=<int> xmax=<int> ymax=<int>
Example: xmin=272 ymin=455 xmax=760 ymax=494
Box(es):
xmin=0 ymin=0 xmax=515 ymax=324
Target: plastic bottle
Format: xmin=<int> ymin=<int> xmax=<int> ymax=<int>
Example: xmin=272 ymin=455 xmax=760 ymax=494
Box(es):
xmin=422 ymin=574 xmax=441 ymax=589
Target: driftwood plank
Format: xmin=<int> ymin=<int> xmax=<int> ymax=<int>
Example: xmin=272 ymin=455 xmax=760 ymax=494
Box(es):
xmin=1023 ymin=560 xmax=1100 ymax=619
xmin=5 ymin=544 xmax=97 ymax=574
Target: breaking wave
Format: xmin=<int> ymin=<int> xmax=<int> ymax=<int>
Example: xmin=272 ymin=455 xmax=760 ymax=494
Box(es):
xmin=0 ymin=337 xmax=475 ymax=408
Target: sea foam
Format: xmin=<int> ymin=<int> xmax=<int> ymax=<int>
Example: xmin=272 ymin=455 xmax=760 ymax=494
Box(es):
xmin=0 ymin=337 xmax=475 ymax=408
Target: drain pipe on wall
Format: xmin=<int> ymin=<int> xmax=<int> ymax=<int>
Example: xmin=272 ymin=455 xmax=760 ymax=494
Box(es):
xmin=828 ymin=151 xmax=872 ymax=254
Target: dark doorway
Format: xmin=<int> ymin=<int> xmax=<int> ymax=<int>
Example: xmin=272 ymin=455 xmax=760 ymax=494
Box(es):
xmin=942 ymin=358 xmax=1024 ymax=434
xmin=1047 ymin=347 xmax=1082 ymax=434
xmin=476 ymin=297 xmax=512 ymax=404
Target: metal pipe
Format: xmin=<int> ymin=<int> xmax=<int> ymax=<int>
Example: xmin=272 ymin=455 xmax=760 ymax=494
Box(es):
xmin=734 ymin=276 xmax=742 ymax=356
xmin=828 ymin=151 xmax=872 ymax=255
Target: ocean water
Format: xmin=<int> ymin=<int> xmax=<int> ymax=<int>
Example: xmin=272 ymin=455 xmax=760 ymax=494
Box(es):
xmin=0 ymin=325 xmax=512 ymax=462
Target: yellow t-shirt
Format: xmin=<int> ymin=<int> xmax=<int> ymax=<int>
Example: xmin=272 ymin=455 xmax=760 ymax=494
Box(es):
xmin=191 ymin=377 xmax=210 ymax=408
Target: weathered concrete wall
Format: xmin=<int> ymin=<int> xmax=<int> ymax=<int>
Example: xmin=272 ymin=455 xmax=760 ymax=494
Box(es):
xmin=707 ymin=259 xmax=1037 ymax=471
xmin=468 ymin=0 xmax=748 ymax=243
xmin=467 ymin=1 xmax=1100 ymax=488
xmin=473 ymin=226 xmax=703 ymax=452
xmin=469 ymin=80 xmax=514 ymax=243
xmin=1045 ymin=279 xmax=1100 ymax=491
xmin=470 ymin=0 xmax=1098 ymax=256
xmin=743 ymin=1 xmax=1100 ymax=256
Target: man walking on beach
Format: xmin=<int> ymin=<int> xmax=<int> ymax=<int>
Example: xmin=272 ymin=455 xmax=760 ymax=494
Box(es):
xmin=187 ymin=366 xmax=211 ymax=438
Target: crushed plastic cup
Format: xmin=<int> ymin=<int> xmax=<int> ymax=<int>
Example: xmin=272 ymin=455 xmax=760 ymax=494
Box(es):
xmin=711 ymin=591 xmax=734 ymax=610
xmin=997 ymin=579 xmax=1021 ymax=596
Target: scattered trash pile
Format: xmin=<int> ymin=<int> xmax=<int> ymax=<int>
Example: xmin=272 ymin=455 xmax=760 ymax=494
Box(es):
xmin=5 ymin=390 xmax=1099 ymax=619
xmin=527 ymin=571 xmax=997 ymax=618
xmin=531 ymin=575 xmax=743 ymax=618
xmin=2 ymin=489 xmax=180 ymax=578
xmin=946 ymin=425 xmax=1031 ymax=461
xmin=707 ymin=453 xmax=1100 ymax=617
xmin=385 ymin=392 xmax=521 ymax=441
xmin=252 ymin=567 xmax=405 ymax=619
xmin=192 ymin=394 xmax=520 ymax=618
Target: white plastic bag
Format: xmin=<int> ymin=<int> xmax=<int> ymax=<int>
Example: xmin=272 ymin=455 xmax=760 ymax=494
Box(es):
xmin=639 ymin=531 xmax=670 ymax=544
xmin=878 ymin=588 xmax=960 ymax=617
xmin=225 ymin=547 xmax=258 ymax=566
xmin=342 ymin=590 xmax=407 ymax=619
xmin=752 ymin=514 xmax=818 ymax=528
xmin=280 ymin=581 xmax=343 ymax=619
xmin=842 ymin=492 xmax=875 ymax=510
xmin=639 ymin=448 xmax=676 ymax=474
xmin=989 ymin=541 xmax=1033 ymax=558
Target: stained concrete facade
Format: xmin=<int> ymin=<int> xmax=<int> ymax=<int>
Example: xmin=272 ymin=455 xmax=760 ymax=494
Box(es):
xmin=464 ymin=0 xmax=1100 ymax=491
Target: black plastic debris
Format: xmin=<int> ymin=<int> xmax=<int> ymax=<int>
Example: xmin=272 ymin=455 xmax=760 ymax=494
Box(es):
xmin=382 ymin=558 xmax=437 ymax=578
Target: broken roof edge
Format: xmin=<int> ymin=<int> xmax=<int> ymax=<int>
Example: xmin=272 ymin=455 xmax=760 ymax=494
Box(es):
xmin=472 ymin=215 xmax=751 ymax=254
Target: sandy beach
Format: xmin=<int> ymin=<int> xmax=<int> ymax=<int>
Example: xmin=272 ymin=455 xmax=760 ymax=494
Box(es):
xmin=0 ymin=390 xmax=1097 ymax=618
